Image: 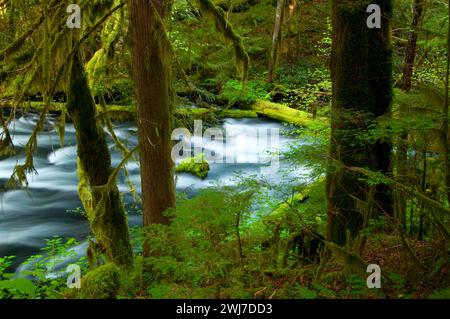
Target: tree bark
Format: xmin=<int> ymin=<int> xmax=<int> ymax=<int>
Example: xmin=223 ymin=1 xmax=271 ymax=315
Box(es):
xmin=67 ymin=51 xmax=134 ymax=269
xmin=444 ymin=0 xmax=450 ymax=205
xmin=268 ymin=0 xmax=286 ymax=83
xmin=327 ymin=0 xmax=393 ymax=246
xmin=128 ymin=0 xmax=176 ymax=255
xmin=399 ymin=0 xmax=424 ymax=92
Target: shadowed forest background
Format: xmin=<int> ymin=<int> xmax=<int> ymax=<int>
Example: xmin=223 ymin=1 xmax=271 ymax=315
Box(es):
xmin=0 ymin=0 xmax=449 ymax=299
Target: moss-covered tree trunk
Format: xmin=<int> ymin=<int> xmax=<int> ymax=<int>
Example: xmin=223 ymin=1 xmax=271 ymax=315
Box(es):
xmin=67 ymin=51 xmax=133 ymax=269
xmin=268 ymin=0 xmax=286 ymax=83
xmin=128 ymin=0 xmax=176 ymax=255
xmin=327 ymin=0 xmax=393 ymax=246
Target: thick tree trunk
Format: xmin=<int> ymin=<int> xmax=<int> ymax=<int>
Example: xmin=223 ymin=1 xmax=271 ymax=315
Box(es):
xmin=327 ymin=0 xmax=393 ymax=246
xmin=399 ymin=0 xmax=424 ymax=92
xmin=268 ymin=0 xmax=286 ymax=83
xmin=67 ymin=52 xmax=134 ymax=269
xmin=128 ymin=0 xmax=176 ymax=255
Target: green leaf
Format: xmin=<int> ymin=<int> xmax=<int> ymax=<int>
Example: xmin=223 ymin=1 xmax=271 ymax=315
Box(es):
xmin=13 ymin=278 xmax=36 ymax=296
xmin=0 ymin=278 xmax=36 ymax=296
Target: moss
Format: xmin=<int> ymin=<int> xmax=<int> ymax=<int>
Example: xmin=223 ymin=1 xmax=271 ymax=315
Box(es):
xmin=219 ymin=79 xmax=270 ymax=107
xmin=67 ymin=52 xmax=134 ymax=269
xmin=175 ymin=154 xmax=210 ymax=179
xmin=78 ymin=263 xmax=121 ymax=299
xmin=245 ymin=177 xmax=327 ymax=244
xmin=175 ymin=107 xmax=211 ymax=117
xmin=0 ymin=102 xmax=258 ymax=121
xmin=250 ymin=100 xmax=327 ymax=127
xmin=326 ymin=241 xmax=368 ymax=279
xmin=267 ymin=192 xmax=309 ymax=221
xmin=218 ymin=109 xmax=258 ymax=118
xmin=195 ymin=0 xmax=250 ymax=83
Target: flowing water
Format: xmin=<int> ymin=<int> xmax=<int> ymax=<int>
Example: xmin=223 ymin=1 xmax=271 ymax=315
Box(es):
xmin=0 ymin=113 xmax=308 ymax=271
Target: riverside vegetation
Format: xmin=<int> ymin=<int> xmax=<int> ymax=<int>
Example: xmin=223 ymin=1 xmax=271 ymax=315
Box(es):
xmin=0 ymin=0 xmax=449 ymax=299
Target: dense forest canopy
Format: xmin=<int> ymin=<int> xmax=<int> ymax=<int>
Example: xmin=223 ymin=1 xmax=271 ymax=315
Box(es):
xmin=0 ymin=0 xmax=449 ymax=300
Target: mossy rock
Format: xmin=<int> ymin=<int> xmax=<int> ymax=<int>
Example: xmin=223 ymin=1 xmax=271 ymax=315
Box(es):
xmin=78 ymin=263 xmax=121 ymax=299
xmin=175 ymin=154 xmax=210 ymax=179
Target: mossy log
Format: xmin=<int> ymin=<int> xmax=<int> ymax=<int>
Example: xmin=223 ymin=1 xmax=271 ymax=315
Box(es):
xmin=1 ymin=100 xmax=327 ymax=128
xmin=0 ymin=101 xmax=257 ymax=122
xmin=250 ymin=100 xmax=328 ymax=127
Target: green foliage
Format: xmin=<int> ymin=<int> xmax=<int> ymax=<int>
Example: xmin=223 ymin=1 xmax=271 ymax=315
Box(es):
xmin=2 ymin=0 xmax=450 ymax=300
xmin=388 ymin=272 xmax=406 ymax=291
xmin=220 ymin=79 xmax=270 ymax=107
xmin=428 ymin=287 xmax=450 ymax=299
xmin=23 ymin=236 xmax=83 ymax=275
xmin=0 ymin=256 xmax=14 ymax=276
xmin=143 ymin=187 xmax=258 ymax=298
xmin=194 ymin=0 xmax=250 ymax=83
xmin=285 ymin=122 xmax=330 ymax=178
xmin=0 ymin=277 xmax=36 ymax=299
xmin=293 ymin=284 xmax=317 ymax=299
xmin=273 ymin=67 xmax=331 ymax=114
xmin=342 ymin=274 xmax=370 ymax=299
xmin=0 ymin=236 xmax=86 ymax=299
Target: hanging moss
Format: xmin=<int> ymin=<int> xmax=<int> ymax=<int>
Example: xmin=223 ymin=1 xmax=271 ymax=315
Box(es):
xmin=0 ymin=110 xmax=15 ymax=158
xmin=194 ymin=0 xmax=250 ymax=83
xmin=176 ymin=154 xmax=210 ymax=179
xmin=78 ymin=263 xmax=121 ymax=299
xmin=86 ymin=5 xmax=124 ymax=94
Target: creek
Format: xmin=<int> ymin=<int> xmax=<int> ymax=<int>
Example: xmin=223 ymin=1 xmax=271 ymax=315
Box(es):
xmin=0 ymin=113 xmax=309 ymax=271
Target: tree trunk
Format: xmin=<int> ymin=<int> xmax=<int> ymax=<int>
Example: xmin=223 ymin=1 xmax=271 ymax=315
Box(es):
xmin=128 ymin=0 xmax=176 ymax=255
xmin=268 ymin=0 xmax=286 ymax=83
xmin=327 ymin=0 xmax=393 ymax=246
xmin=397 ymin=0 xmax=424 ymax=231
xmin=399 ymin=0 xmax=424 ymax=92
xmin=67 ymin=52 xmax=134 ymax=269
xmin=443 ymin=0 xmax=450 ymax=205
xmin=395 ymin=133 xmax=408 ymax=231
